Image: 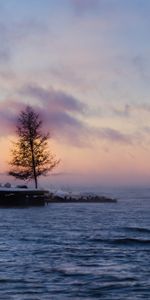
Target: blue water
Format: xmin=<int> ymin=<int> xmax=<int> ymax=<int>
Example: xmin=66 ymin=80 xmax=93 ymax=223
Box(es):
xmin=0 ymin=187 xmax=150 ymax=299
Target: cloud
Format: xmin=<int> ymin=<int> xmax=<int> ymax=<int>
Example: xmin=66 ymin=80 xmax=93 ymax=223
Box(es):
xmin=71 ymin=0 xmax=99 ymax=14
xmin=19 ymin=84 xmax=90 ymax=146
xmin=0 ymin=17 xmax=50 ymax=68
xmin=111 ymin=102 xmax=150 ymax=119
xmin=113 ymin=54 xmax=150 ymax=84
xmin=0 ymin=84 xmax=88 ymax=145
xmin=39 ymin=113 xmax=134 ymax=146
xmin=0 ymin=100 xmax=26 ymax=136
xmin=0 ymin=84 xmax=140 ymax=147
xmin=0 ymin=23 xmax=11 ymax=63
xmin=20 ymin=84 xmax=86 ymax=113
xmin=112 ymin=104 xmax=131 ymax=118
xmin=93 ymin=127 xmax=132 ymax=144
xmin=42 ymin=109 xmax=90 ymax=147
xmin=0 ymin=100 xmax=137 ymax=147
xmin=49 ymin=65 xmax=93 ymax=92
xmin=141 ymin=126 xmax=150 ymax=134
xmin=137 ymin=103 xmax=150 ymax=112
xmin=0 ymin=48 xmax=10 ymax=63
xmin=131 ymin=55 xmax=147 ymax=78
xmin=0 ymin=102 xmax=88 ymax=147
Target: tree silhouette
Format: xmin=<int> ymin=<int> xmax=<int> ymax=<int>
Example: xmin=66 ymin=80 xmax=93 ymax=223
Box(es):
xmin=9 ymin=106 xmax=59 ymax=188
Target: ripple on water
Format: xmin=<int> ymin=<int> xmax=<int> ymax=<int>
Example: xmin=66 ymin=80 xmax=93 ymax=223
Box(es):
xmin=0 ymin=198 xmax=150 ymax=299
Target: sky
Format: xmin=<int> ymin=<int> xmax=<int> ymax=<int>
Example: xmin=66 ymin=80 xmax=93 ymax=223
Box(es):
xmin=1 ymin=0 xmax=150 ymax=188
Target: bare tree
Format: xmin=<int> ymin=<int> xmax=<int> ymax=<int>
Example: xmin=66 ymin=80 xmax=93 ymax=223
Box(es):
xmin=9 ymin=106 xmax=59 ymax=188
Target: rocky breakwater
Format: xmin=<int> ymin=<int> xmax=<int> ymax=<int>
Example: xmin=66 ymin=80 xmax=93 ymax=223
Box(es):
xmin=47 ymin=190 xmax=117 ymax=203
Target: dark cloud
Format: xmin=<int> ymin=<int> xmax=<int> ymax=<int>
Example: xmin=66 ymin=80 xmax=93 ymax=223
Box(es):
xmin=19 ymin=84 xmax=91 ymax=146
xmin=0 ymin=85 xmax=88 ymax=145
xmin=0 ymin=101 xmax=135 ymax=146
xmin=0 ymin=84 xmax=137 ymax=147
xmin=38 ymin=110 xmax=133 ymax=146
xmin=37 ymin=109 xmax=133 ymax=146
xmin=39 ymin=108 xmax=89 ymax=147
xmin=20 ymin=84 xmax=86 ymax=113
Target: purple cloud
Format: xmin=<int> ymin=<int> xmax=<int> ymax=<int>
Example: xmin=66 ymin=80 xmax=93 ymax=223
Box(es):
xmin=20 ymin=84 xmax=86 ymax=113
xmin=0 ymin=100 xmax=26 ymax=136
xmin=93 ymin=127 xmax=132 ymax=144
xmin=39 ymin=108 xmax=89 ymax=147
xmin=19 ymin=84 xmax=91 ymax=146
xmin=0 ymin=84 xmax=138 ymax=147
xmin=0 ymin=89 xmax=88 ymax=146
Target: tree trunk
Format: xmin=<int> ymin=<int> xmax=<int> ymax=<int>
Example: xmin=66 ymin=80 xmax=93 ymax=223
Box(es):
xmin=34 ymin=174 xmax=38 ymax=189
xmin=32 ymin=155 xmax=38 ymax=189
xmin=30 ymin=140 xmax=38 ymax=189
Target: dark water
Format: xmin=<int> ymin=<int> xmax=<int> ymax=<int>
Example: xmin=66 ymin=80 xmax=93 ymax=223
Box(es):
xmin=0 ymin=187 xmax=150 ymax=299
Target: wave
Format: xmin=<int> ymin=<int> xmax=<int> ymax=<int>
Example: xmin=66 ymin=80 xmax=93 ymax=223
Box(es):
xmin=112 ymin=238 xmax=150 ymax=245
xmin=124 ymin=227 xmax=150 ymax=234
xmin=88 ymin=237 xmax=150 ymax=246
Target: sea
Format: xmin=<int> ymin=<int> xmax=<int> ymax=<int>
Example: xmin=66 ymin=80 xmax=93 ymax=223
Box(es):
xmin=0 ymin=186 xmax=150 ymax=299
